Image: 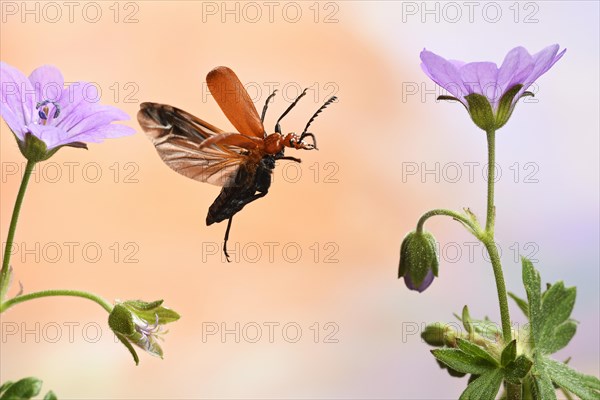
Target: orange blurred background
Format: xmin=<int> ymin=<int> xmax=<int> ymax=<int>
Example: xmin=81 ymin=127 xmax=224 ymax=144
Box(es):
xmin=1 ymin=1 xmax=598 ymax=398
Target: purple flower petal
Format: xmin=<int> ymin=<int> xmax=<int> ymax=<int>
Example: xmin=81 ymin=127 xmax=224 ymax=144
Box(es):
xmin=497 ymin=46 xmax=534 ymax=103
xmin=26 ymin=123 xmax=71 ymax=150
xmin=56 ymin=124 xmax=135 ymax=147
xmin=404 ymin=269 xmax=435 ymax=292
xmin=0 ymin=102 xmax=24 ymax=138
xmin=0 ymin=62 xmax=36 ymax=137
xmin=28 ymin=65 xmax=64 ymax=104
xmin=57 ymin=103 xmax=130 ymax=136
xmin=459 ymin=62 xmax=499 ymax=105
xmin=420 ymin=49 xmax=468 ymax=103
xmin=56 ymin=81 xmax=96 ymax=123
xmin=521 ymin=44 xmax=566 ymax=94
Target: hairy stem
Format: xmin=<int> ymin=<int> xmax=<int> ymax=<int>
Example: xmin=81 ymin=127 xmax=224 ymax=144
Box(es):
xmin=0 ymin=160 xmax=35 ymax=302
xmin=1 ymin=289 xmax=113 ymax=313
xmin=416 ymin=209 xmax=480 ymax=237
xmin=485 ymin=130 xmax=518 ymax=399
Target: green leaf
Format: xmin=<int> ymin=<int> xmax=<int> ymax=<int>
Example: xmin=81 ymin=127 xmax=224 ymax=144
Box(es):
xmin=582 ymin=374 xmax=600 ymax=391
xmin=0 ymin=382 xmax=13 ymax=396
xmin=43 ymin=391 xmax=58 ymax=400
xmin=522 ymin=257 xmax=542 ymax=346
xmin=0 ymin=377 xmax=42 ymax=400
xmin=544 ymin=320 xmax=577 ymax=354
xmin=462 ymin=305 xmax=474 ymax=337
xmin=431 ymin=348 xmax=496 ymax=375
xmin=465 ymin=93 xmax=495 ymax=131
xmin=504 ymin=355 xmax=533 ymax=385
xmin=508 ymin=292 xmax=530 ymax=318
xmin=538 ymin=282 xmax=576 ymax=353
xmin=459 ymin=369 xmax=504 ymax=400
xmin=435 ymin=359 xmax=467 ymax=378
xmin=544 ymin=357 xmax=600 ymax=400
xmin=531 ymin=372 xmax=557 ymax=400
xmin=456 ymin=338 xmax=499 ymax=367
xmin=501 ymin=340 xmax=517 ymax=367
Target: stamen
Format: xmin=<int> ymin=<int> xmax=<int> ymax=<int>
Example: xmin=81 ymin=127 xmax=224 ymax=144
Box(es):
xmin=35 ymin=99 xmax=62 ymax=122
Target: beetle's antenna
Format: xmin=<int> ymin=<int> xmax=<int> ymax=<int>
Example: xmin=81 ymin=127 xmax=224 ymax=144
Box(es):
xmin=275 ymin=88 xmax=308 ymax=134
xmin=300 ymin=96 xmax=337 ymax=137
xmin=261 ymin=89 xmax=278 ymax=124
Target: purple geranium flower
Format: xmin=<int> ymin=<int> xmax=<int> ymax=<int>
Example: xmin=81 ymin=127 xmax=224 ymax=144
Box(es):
xmin=420 ymin=44 xmax=566 ymax=131
xmin=0 ymin=62 xmax=135 ymax=161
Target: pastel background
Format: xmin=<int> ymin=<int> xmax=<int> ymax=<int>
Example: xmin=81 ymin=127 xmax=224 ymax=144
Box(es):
xmin=1 ymin=1 xmax=598 ymax=399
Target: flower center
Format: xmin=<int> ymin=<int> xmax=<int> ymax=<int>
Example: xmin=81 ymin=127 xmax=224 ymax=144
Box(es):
xmin=36 ymin=100 xmax=61 ymax=125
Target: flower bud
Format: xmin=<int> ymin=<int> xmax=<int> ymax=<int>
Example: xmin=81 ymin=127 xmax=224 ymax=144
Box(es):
xmin=108 ymin=299 xmax=180 ymax=365
xmin=422 ymin=322 xmax=460 ymax=347
xmin=398 ymin=231 xmax=439 ymax=292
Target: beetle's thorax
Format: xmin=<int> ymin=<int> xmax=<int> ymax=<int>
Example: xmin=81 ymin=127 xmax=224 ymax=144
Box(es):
xmin=264 ymin=133 xmax=284 ymax=154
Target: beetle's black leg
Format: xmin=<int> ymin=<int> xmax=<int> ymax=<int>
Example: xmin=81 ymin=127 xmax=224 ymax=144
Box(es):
xmin=276 ymin=156 xmax=302 ymax=163
xmin=222 ymin=191 xmax=269 ymax=262
xmin=223 ymin=217 xmax=234 ymax=263
xmin=275 ymin=88 xmax=308 ymax=134
xmin=261 ymin=90 xmax=278 ymax=124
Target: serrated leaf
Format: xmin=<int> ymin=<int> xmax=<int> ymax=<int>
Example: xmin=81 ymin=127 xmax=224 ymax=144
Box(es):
xmin=531 ymin=372 xmax=557 ymax=400
xmin=538 ymin=282 xmax=576 ymax=353
xmin=508 ymin=292 xmax=530 ymax=318
xmin=0 ymin=377 xmax=42 ymax=400
xmin=582 ymin=374 xmax=600 ymax=391
xmin=544 ymin=357 xmax=600 ymax=400
xmin=501 ymin=340 xmax=517 ymax=367
xmin=43 ymin=391 xmax=57 ymax=400
xmin=457 ymin=338 xmax=499 ymax=367
xmin=522 ymin=258 xmax=542 ymax=346
xmin=0 ymin=382 xmax=12 ymax=396
xmin=431 ymin=348 xmax=497 ymax=375
xmin=459 ymin=369 xmax=504 ymax=400
xmin=544 ymin=320 xmax=577 ymax=354
xmin=436 ymin=359 xmax=467 ymax=378
xmin=504 ymin=355 xmax=533 ymax=385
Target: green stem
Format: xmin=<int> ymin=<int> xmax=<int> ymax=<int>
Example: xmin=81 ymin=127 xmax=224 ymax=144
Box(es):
xmin=0 ymin=289 xmax=113 ymax=313
xmin=483 ymin=238 xmax=512 ymax=341
xmin=484 ymin=129 xmax=518 ymax=398
xmin=486 ymin=130 xmax=496 ymax=233
xmin=416 ymin=209 xmax=480 ymax=237
xmin=0 ymin=160 xmax=35 ymax=302
xmin=483 ymin=130 xmax=511 ymax=342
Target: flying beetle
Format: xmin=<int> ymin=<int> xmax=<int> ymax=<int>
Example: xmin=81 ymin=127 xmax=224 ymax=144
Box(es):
xmin=138 ymin=66 xmax=337 ymax=261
